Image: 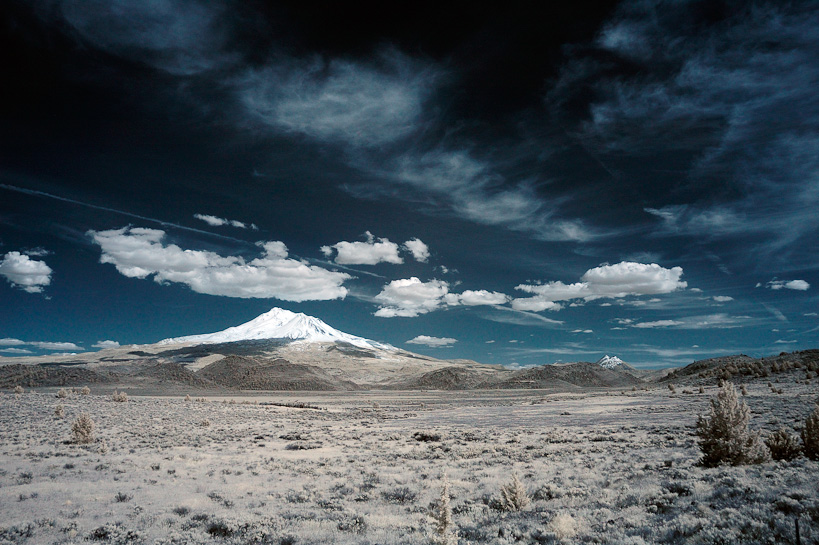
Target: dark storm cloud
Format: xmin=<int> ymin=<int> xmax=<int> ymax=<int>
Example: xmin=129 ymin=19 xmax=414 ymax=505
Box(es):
xmin=548 ymin=0 xmax=819 ymax=260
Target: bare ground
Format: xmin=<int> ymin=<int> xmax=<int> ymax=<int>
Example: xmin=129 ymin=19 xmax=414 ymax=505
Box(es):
xmin=1 ymin=381 xmax=817 ymax=544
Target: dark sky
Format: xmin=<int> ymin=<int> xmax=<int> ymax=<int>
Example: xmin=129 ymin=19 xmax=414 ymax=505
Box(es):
xmin=1 ymin=0 xmax=817 ymax=367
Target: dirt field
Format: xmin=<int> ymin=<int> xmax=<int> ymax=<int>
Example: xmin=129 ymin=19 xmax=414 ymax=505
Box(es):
xmin=1 ymin=383 xmax=817 ymax=544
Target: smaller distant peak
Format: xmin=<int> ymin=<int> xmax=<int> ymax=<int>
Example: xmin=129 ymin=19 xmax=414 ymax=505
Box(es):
xmin=596 ymin=355 xmax=624 ymax=369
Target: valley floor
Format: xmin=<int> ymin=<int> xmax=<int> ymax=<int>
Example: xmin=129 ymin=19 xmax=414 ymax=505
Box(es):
xmin=1 ymin=383 xmax=818 ymax=544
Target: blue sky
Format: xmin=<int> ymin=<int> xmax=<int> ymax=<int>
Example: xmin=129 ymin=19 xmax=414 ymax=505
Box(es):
xmin=1 ymin=0 xmax=817 ymax=368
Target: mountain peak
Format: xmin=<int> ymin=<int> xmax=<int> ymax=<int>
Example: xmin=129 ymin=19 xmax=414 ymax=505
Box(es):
xmin=596 ymin=355 xmax=624 ymax=369
xmin=159 ymin=307 xmax=392 ymax=350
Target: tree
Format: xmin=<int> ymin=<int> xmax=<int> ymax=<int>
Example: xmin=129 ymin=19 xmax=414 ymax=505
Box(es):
xmin=695 ymin=382 xmax=770 ymax=466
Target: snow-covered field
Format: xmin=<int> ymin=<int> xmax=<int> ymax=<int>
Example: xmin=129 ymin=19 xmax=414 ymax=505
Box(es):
xmin=1 ymin=383 xmax=817 ymax=544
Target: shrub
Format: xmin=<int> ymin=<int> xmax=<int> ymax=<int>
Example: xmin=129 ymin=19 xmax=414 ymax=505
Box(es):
xmin=765 ymin=428 xmax=802 ymax=461
xmin=14 ymin=385 xmax=23 ymax=394
xmin=80 ymin=386 xmax=91 ymax=395
xmin=54 ymin=404 xmax=65 ymax=418
xmin=499 ymin=472 xmax=530 ymax=512
xmin=71 ymin=413 xmax=95 ymax=444
xmin=111 ymin=390 xmax=128 ymax=402
xmin=802 ymin=404 xmax=819 ymax=460
xmin=56 ymin=388 xmax=68 ymax=399
xmin=695 ymin=382 xmax=770 ymax=466
xmin=430 ymin=474 xmax=456 ymax=545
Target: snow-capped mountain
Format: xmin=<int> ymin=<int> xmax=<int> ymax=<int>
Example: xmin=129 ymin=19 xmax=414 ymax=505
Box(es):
xmin=159 ymin=308 xmax=393 ymax=350
xmin=596 ymin=355 xmax=625 ymax=369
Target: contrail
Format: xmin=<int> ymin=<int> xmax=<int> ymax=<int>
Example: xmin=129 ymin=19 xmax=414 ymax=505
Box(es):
xmin=0 ymin=183 xmax=251 ymax=244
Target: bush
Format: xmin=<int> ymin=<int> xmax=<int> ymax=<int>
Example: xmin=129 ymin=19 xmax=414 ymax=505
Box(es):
xmin=56 ymin=388 xmax=68 ymax=399
xmin=111 ymin=390 xmax=128 ymax=402
xmin=499 ymin=472 xmax=530 ymax=511
xmin=802 ymin=404 xmax=819 ymax=460
xmin=80 ymin=386 xmax=91 ymax=395
xmin=14 ymin=385 xmax=23 ymax=394
xmin=71 ymin=413 xmax=95 ymax=444
xmin=765 ymin=428 xmax=802 ymax=461
xmin=54 ymin=404 xmax=65 ymax=418
xmin=430 ymin=474 xmax=456 ymax=545
xmin=695 ymin=382 xmax=770 ymax=466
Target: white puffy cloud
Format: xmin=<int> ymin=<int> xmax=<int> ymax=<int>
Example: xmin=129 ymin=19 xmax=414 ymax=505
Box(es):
xmin=0 ymin=338 xmax=25 ymax=346
xmin=31 ymin=341 xmax=83 ymax=351
xmin=406 ymin=335 xmax=457 ymax=347
xmin=89 ymin=227 xmax=350 ymax=301
xmin=712 ymin=296 xmax=734 ymax=302
xmin=580 ymin=262 xmax=687 ymax=297
xmin=449 ymin=290 xmax=510 ymax=306
xmin=766 ymin=279 xmax=810 ymax=291
xmin=374 ymin=277 xmax=449 ymax=317
xmin=402 ymin=238 xmax=430 ymax=262
xmin=0 ymin=251 xmax=53 ymax=293
xmin=512 ymin=261 xmax=687 ymax=310
xmin=321 ymin=232 xmax=403 ymax=265
xmin=193 ymin=214 xmax=258 ymax=230
xmin=0 ymin=347 xmax=32 ymax=354
xmin=93 ymin=340 xmax=120 ymax=349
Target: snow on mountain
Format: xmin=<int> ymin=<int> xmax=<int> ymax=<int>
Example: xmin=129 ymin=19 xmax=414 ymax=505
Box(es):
xmin=596 ymin=355 xmax=624 ymax=369
xmin=159 ymin=308 xmax=393 ymax=350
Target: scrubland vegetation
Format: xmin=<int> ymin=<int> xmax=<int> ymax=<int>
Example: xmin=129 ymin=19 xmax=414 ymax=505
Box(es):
xmin=0 ymin=380 xmax=817 ymax=544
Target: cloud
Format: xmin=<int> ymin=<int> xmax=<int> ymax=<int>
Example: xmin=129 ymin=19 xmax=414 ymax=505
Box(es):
xmin=31 ymin=341 xmax=83 ymax=351
xmin=551 ymin=0 xmax=819 ymax=258
xmin=512 ymin=261 xmax=686 ymax=310
xmin=0 ymin=338 xmax=25 ymax=346
xmin=0 ymin=347 xmax=33 ymax=354
xmin=241 ymin=51 xmax=434 ymax=148
xmin=712 ymin=296 xmax=734 ymax=302
xmin=193 ymin=214 xmax=257 ymax=230
xmin=89 ymin=226 xmax=350 ymax=301
xmin=321 ymin=232 xmax=403 ymax=265
xmin=49 ymin=0 xmax=236 ymax=76
xmin=406 ymin=335 xmax=457 ymax=347
xmin=632 ymin=314 xmax=747 ymax=330
xmin=766 ymin=279 xmax=810 ymax=291
xmin=0 ymin=251 xmax=53 ymax=293
xmin=93 ymin=340 xmax=120 ymax=349
xmin=374 ymin=277 xmax=449 ymax=317
xmin=402 ymin=238 xmax=430 ymax=262
xmin=775 ymin=339 xmax=797 ymax=344
xmin=448 ymin=290 xmax=510 ymax=306
xmin=378 ymin=149 xmax=594 ymax=242
xmin=479 ymin=307 xmax=564 ymax=327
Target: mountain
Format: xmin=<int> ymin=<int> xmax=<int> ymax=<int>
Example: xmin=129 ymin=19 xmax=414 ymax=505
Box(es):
xmin=596 ymin=355 xmax=624 ymax=369
xmin=159 ymin=308 xmax=393 ymax=350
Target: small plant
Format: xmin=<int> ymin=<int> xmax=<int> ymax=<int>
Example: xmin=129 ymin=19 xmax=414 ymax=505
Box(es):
xmin=200 ymin=419 xmax=211 ymax=427
xmin=56 ymin=388 xmax=69 ymax=399
xmin=54 ymin=404 xmax=65 ymax=418
xmin=765 ymin=428 xmax=802 ymax=461
xmin=696 ymin=382 xmax=770 ymax=466
xmin=71 ymin=412 xmax=95 ymax=444
xmin=111 ymin=390 xmax=128 ymax=402
xmin=740 ymin=385 xmax=748 ymax=396
xmin=499 ymin=472 xmax=530 ymax=512
xmin=802 ymin=404 xmax=819 ymax=460
xmin=14 ymin=385 xmax=24 ymax=394
xmin=668 ymin=383 xmax=676 ymax=394
xmin=81 ymin=386 xmax=91 ymax=395
xmin=430 ymin=473 xmax=456 ymax=545
xmin=184 ymin=394 xmax=191 ymax=402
